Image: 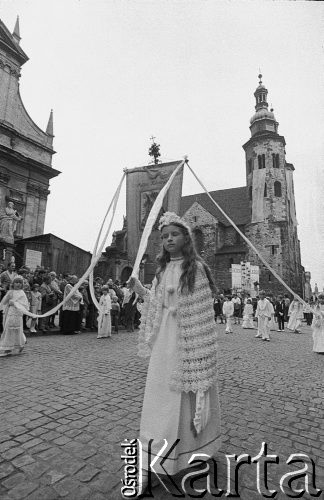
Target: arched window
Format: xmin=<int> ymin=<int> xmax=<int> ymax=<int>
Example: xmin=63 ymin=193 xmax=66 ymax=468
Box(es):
xmin=258 ymin=154 xmax=265 ymax=169
xmin=249 ymin=186 xmax=252 ymax=201
xmin=274 ymin=181 xmax=282 ymax=197
xmin=272 ymin=153 xmax=280 ymax=168
xmin=247 ymin=158 xmax=252 ymax=174
xmin=275 ymin=154 xmax=280 ymax=168
xmin=264 ymin=183 xmax=267 ymax=197
xmin=193 ymin=228 xmax=204 ymax=255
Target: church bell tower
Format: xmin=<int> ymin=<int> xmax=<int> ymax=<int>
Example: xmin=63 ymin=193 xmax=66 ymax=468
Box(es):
xmin=242 ymin=75 xmax=303 ymax=295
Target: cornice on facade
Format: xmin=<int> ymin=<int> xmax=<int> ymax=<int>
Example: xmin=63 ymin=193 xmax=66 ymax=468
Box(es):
xmin=242 ymin=132 xmax=286 ymax=151
xmin=0 ymin=145 xmax=60 ymax=180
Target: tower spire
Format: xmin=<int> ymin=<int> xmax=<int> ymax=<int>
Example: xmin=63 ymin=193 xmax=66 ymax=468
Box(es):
xmin=249 ymin=74 xmax=278 ymax=136
xmin=254 ymin=73 xmax=269 ymax=111
xmin=46 ymin=109 xmax=54 ymax=137
xmin=12 ymin=16 xmax=21 ymax=44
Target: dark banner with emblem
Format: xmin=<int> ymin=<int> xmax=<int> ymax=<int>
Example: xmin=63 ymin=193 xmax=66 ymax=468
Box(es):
xmin=126 ymin=161 xmax=183 ymax=266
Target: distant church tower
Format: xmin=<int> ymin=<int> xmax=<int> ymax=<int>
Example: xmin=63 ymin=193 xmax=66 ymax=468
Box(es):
xmin=243 ymin=75 xmax=304 ymax=295
xmin=0 ymin=17 xmax=60 ymax=259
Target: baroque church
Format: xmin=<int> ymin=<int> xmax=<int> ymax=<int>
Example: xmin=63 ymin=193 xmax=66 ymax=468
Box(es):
xmin=102 ymin=75 xmax=305 ymax=297
xmin=0 ymin=17 xmax=59 ymax=259
xmin=0 ymin=18 xmax=91 ymax=275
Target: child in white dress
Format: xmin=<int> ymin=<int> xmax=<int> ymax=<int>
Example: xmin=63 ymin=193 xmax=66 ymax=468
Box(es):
xmin=223 ymin=296 xmax=234 ymax=333
xmin=0 ymin=277 xmax=29 ymax=356
xmin=29 ymin=283 xmax=42 ymax=333
xmin=97 ymin=286 xmax=112 ymax=338
xmin=312 ymin=293 xmax=324 ymax=353
xmin=130 ymin=212 xmax=221 ymax=496
xmin=242 ymin=299 xmax=254 ymax=329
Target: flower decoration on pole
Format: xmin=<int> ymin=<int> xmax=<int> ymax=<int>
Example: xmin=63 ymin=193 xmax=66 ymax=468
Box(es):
xmin=148 ymin=136 xmax=161 ymax=165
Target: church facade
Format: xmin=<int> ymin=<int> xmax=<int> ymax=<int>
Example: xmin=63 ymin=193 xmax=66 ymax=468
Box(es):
xmin=0 ymin=18 xmax=60 ymax=262
xmin=103 ymin=75 xmax=305 ymax=297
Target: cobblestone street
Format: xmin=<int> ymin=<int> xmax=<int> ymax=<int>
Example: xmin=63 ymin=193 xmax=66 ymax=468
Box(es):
xmin=0 ymin=324 xmax=323 ymax=500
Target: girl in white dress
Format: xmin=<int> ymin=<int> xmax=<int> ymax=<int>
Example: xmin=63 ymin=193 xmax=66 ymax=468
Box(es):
xmin=242 ymin=299 xmax=255 ymax=329
xmin=97 ymin=286 xmax=112 ymax=338
xmin=287 ymin=298 xmax=304 ymax=333
xmin=29 ymin=283 xmax=42 ymax=333
xmin=312 ymin=293 xmax=324 ymax=353
xmin=130 ymin=212 xmax=221 ymax=496
xmin=222 ymin=296 xmax=234 ymax=333
xmin=0 ymin=277 xmax=29 ymax=356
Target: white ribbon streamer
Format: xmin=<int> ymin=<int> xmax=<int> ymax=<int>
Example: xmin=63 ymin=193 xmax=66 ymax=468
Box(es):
xmin=186 ymin=162 xmax=307 ymax=307
xmin=89 ymin=172 xmax=126 ymax=310
xmin=11 ymin=173 xmax=126 ymax=319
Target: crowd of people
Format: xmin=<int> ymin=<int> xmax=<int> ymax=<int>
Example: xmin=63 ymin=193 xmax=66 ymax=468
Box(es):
xmin=0 ymin=211 xmax=323 ymax=497
xmin=213 ymin=290 xmax=322 ymax=347
xmin=0 ymin=261 xmax=143 ymax=355
xmin=0 ymin=260 xmax=323 ymax=357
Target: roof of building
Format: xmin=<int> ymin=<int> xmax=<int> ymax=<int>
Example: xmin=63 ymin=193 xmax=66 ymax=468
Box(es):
xmin=180 ymin=186 xmax=250 ymax=227
xmin=16 ymin=233 xmax=92 ymax=254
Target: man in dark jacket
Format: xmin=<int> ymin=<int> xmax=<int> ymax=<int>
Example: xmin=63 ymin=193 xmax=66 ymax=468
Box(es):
xmin=275 ymin=295 xmax=288 ymax=332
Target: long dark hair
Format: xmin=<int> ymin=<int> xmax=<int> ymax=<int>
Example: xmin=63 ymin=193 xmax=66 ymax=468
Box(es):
xmin=155 ymin=223 xmax=215 ymax=294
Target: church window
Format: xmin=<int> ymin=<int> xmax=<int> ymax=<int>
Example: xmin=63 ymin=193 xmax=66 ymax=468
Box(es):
xmin=272 ymin=153 xmax=279 ymax=168
xmin=249 ymin=186 xmax=252 ymax=201
xmin=264 ymin=183 xmax=267 ymax=197
xmin=270 ymin=245 xmax=277 ymax=255
xmin=274 ymin=181 xmax=282 ymax=197
xmin=275 ymin=154 xmax=280 ymax=168
xmin=258 ymin=154 xmax=265 ymax=169
xmin=248 ymin=158 xmax=253 ymax=174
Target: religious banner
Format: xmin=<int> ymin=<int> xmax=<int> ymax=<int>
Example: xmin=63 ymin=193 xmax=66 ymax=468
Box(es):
xmin=126 ymin=161 xmax=184 ymax=265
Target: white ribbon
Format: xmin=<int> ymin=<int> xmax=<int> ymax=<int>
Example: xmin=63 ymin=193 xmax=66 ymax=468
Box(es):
xmin=89 ymin=172 xmax=126 ymax=310
xmin=11 ymin=172 xmax=126 ymax=319
xmin=186 ymin=162 xmax=307 ymax=308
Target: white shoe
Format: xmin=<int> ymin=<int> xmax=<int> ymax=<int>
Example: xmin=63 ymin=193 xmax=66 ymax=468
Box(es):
xmin=255 ymin=334 xmax=262 ymax=338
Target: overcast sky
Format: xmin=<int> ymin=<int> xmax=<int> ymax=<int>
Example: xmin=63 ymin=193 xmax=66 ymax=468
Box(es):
xmin=1 ymin=0 xmax=324 ymax=289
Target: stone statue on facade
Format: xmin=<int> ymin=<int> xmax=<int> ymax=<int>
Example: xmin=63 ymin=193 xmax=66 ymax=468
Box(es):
xmin=0 ymin=202 xmax=22 ymax=244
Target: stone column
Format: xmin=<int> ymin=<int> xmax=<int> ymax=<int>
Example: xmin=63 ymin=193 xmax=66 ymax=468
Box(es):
xmin=0 ymin=172 xmax=10 ymax=210
xmin=36 ymin=187 xmax=50 ymax=234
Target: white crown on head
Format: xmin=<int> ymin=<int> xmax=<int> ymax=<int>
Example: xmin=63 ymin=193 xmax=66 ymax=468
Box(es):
xmin=158 ymin=212 xmax=192 ymax=232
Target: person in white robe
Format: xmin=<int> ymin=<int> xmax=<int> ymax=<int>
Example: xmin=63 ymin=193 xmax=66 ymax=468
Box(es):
xmin=97 ymin=286 xmax=112 ymax=339
xmin=0 ymin=277 xmax=29 ymax=356
xmin=242 ymin=299 xmax=255 ymax=329
xmin=255 ymin=290 xmax=273 ymax=341
xmin=267 ymin=298 xmax=276 ymax=331
xmin=223 ymin=296 xmax=234 ymax=333
xmin=129 ymin=212 xmax=221 ymax=496
xmin=311 ymin=293 xmax=324 ymax=353
xmin=287 ymin=298 xmax=304 ymax=333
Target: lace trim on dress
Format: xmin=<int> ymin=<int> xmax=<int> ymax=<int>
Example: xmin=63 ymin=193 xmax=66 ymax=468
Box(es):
xmin=138 ymin=261 xmax=218 ymax=394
